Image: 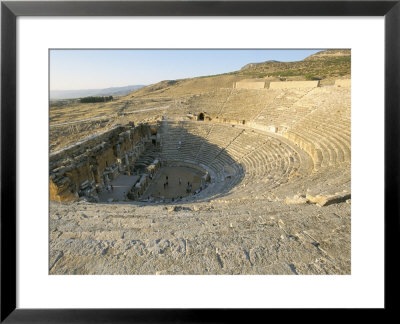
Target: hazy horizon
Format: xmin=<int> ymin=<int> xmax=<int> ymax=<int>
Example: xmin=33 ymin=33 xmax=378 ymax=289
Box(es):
xmin=51 ymin=84 xmax=146 ymax=91
xmin=50 ymin=49 xmax=323 ymax=91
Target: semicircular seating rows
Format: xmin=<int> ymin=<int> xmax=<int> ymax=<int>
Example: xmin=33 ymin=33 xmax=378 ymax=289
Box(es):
xmin=159 ymin=85 xmax=350 ymax=201
xmin=159 ymin=120 xmax=311 ymax=201
xmin=187 ymin=86 xmax=351 ymax=169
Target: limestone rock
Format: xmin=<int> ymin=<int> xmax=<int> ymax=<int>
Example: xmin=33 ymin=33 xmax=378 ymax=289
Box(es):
xmin=306 ymin=193 xmax=351 ymax=207
xmin=285 ymin=194 xmax=308 ymax=205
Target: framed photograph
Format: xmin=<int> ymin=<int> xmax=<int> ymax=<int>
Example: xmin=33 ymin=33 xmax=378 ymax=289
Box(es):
xmin=1 ymin=0 xmax=398 ymax=321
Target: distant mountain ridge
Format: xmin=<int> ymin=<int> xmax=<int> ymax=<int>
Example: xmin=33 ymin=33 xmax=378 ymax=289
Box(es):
xmin=50 ymin=85 xmax=146 ymax=100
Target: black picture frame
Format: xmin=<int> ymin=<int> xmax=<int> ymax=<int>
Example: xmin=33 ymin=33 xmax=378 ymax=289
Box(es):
xmin=1 ymin=0 xmax=399 ymax=322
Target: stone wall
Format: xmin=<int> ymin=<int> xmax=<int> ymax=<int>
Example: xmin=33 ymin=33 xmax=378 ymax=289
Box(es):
xmin=49 ymin=123 xmax=153 ymax=202
xmin=211 ymin=117 xmax=246 ymax=125
xmin=234 ymin=81 xmax=266 ymax=89
xmin=334 ymin=79 xmax=351 ymax=87
xmin=269 ymin=80 xmax=320 ymax=89
xmin=246 ymin=122 xmax=278 ymax=133
xmin=127 ymin=159 xmax=160 ymax=200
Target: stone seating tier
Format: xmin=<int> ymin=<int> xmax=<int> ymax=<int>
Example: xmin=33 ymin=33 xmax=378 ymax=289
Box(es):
xmin=152 ymin=85 xmax=350 ymax=201
xmin=159 ymin=121 xmax=309 ymax=201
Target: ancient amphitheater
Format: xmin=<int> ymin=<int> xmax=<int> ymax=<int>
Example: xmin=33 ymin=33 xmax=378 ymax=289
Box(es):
xmin=49 ymin=51 xmax=351 ymax=275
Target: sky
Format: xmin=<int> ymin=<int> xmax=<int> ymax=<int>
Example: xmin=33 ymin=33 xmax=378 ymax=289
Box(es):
xmin=50 ymin=49 xmax=323 ymax=91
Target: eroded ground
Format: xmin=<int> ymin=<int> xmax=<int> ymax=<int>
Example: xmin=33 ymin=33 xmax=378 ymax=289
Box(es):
xmin=50 ymin=198 xmax=350 ymax=275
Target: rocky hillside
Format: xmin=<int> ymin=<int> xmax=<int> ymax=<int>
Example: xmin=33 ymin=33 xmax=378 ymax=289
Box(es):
xmin=236 ymin=49 xmax=350 ymax=80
